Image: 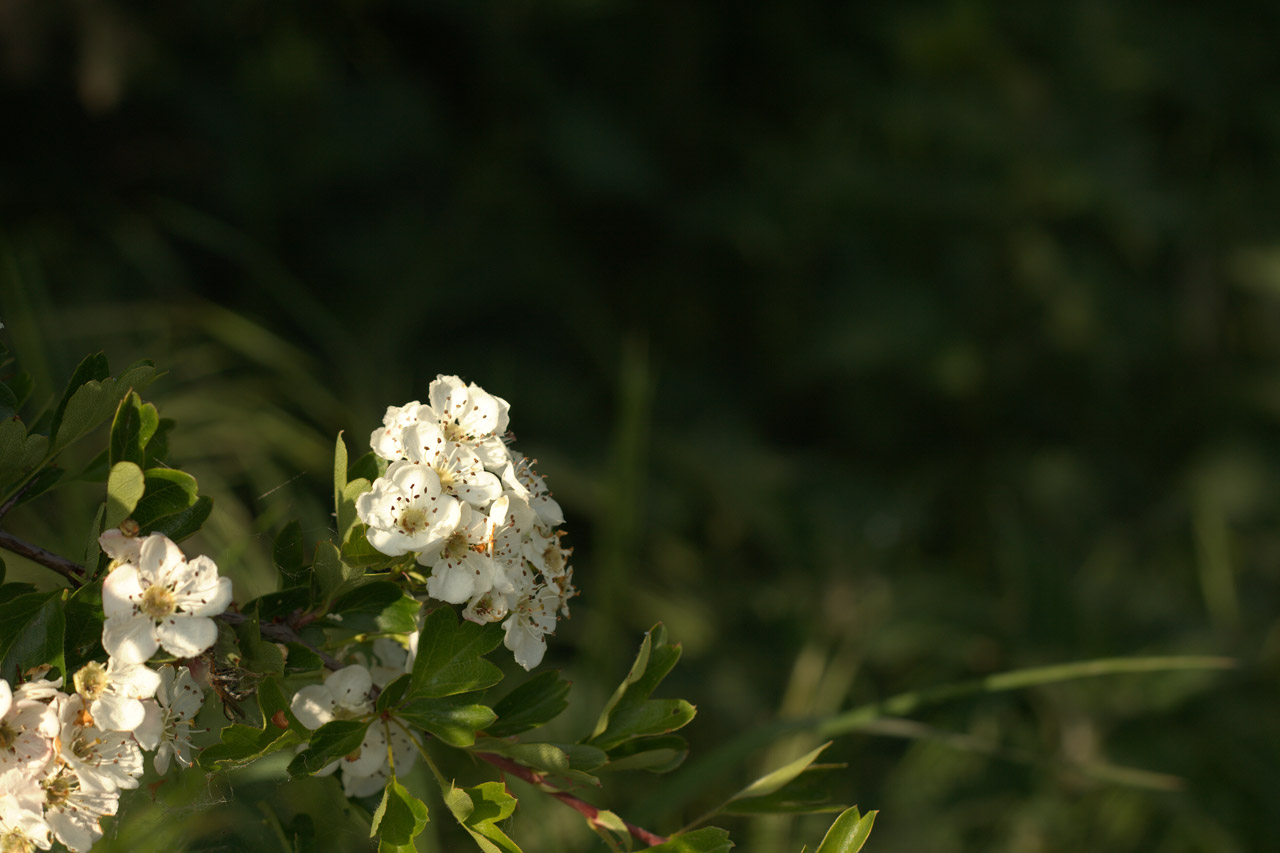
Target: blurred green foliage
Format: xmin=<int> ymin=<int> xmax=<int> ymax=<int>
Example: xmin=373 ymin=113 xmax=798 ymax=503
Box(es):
xmin=2 ymin=0 xmax=1279 ymax=850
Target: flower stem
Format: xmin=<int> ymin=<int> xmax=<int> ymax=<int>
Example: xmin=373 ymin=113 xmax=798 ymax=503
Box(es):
xmin=474 ymin=751 xmax=668 ymax=847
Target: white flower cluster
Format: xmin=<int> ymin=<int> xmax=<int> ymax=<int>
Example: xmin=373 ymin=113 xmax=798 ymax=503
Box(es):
xmin=0 ymin=532 xmax=223 ymax=852
xmin=356 ymin=375 xmax=576 ymax=669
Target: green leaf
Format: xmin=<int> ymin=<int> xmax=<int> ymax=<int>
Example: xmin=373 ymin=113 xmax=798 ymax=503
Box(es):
xmin=142 ymin=495 xmax=213 ymax=542
xmin=0 ymin=591 xmax=65 ymax=683
xmin=371 ymin=777 xmax=430 ymax=846
xmin=329 ymin=581 xmax=403 ymax=619
xmin=378 ymin=595 xmax=421 ymax=634
xmin=0 ymin=418 xmax=47 ymax=486
xmin=52 ymin=358 xmax=158 ymax=454
xmin=723 ymin=763 xmax=848 ymax=815
xmin=109 ymin=391 xmax=152 ymax=468
xmin=347 ymin=451 xmax=381 ymax=484
xmin=724 ymin=742 xmax=832 ymax=805
xmin=813 ymin=806 xmax=876 ymax=853
xmin=589 ymin=623 xmax=693 ymax=751
xmin=144 ymin=418 xmax=174 ymax=468
xmin=234 ymin=608 xmax=285 ymax=675
xmin=0 ymin=382 xmax=17 ymax=420
xmin=604 ymin=734 xmax=689 ymax=773
xmin=287 ymin=718 xmax=371 ymax=777
xmin=397 ymin=696 xmax=496 ymax=747
xmin=49 ymin=352 xmax=110 ymax=445
xmin=646 ymin=828 xmax=734 ymax=853
xmin=590 ymin=698 xmax=696 ymax=753
xmin=63 ymin=583 xmax=104 ymax=675
xmin=333 ymin=431 xmax=348 ymax=524
xmin=131 ymin=468 xmax=198 ymax=527
xmin=488 ymin=670 xmax=571 ymax=737
xmin=443 ymin=781 xmax=522 ymax=853
xmin=338 ymin=477 xmax=371 ymax=544
xmin=104 ymin=461 xmax=145 ymax=528
xmin=0 ymin=583 xmax=37 ymax=606
xmin=14 ymin=466 xmax=62 ymax=505
xmin=312 ymin=541 xmax=363 ymax=604
xmin=409 ymin=607 xmax=503 ymax=698
xmin=375 ymin=674 xmax=412 ymax=713
xmin=247 ymin=587 xmax=311 ymax=622
xmin=273 ymin=520 xmax=306 ymax=581
xmin=342 ymin=523 xmax=391 ymax=567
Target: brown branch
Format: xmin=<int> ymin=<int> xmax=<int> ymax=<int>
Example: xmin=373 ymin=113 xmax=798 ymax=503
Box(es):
xmin=0 ymin=529 xmax=85 ymax=587
xmin=475 ymin=751 xmax=668 ymax=847
xmin=217 ymin=611 xmax=346 ymax=672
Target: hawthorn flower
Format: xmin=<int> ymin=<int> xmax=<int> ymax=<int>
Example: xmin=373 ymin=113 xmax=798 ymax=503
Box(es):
xmin=502 ymin=585 xmax=565 ymax=671
xmin=136 ymin=665 xmax=204 ymax=774
xmin=426 ymin=375 xmax=511 ymax=469
xmin=0 ymin=788 xmax=51 ymax=852
xmin=370 ymin=400 xmax=431 ymax=462
xmin=420 ymin=499 xmax=507 ymax=605
xmin=354 ymin=461 xmax=461 ymax=557
xmin=40 ymin=767 xmax=118 ymax=853
xmin=0 ymin=680 xmax=58 ymax=786
xmin=55 ymin=697 xmax=144 ymax=794
xmin=290 ymin=666 xmax=372 ymax=732
xmin=72 ymin=659 xmax=160 ymax=733
xmin=401 ymin=422 xmax=503 ymax=507
xmin=97 ymin=527 xmax=143 ymax=569
xmin=101 ymin=533 xmax=233 ymax=664
xmin=339 ymin=721 xmax=416 ymax=793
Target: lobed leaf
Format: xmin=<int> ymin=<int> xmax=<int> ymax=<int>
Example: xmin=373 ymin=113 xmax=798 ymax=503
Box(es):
xmin=589 ymin=623 xmax=692 ymax=751
xmin=199 ymin=679 xmax=308 ymax=771
xmin=371 ymin=777 xmax=430 ymax=846
xmin=397 ymin=696 xmax=496 ymax=747
xmin=52 ymin=358 xmax=158 ymax=454
xmin=287 ymin=719 xmax=371 ymax=777
xmin=408 ymin=606 xmax=503 ymax=699
xmin=443 ymin=781 xmax=522 ymax=853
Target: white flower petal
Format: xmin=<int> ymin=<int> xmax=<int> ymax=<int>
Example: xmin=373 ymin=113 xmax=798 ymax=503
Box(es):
xmin=101 ymin=565 xmax=145 ymax=619
xmin=102 ymin=614 xmax=159 ymax=664
xmin=290 ymin=685 xmax=336 ymax=729
xmin=155 ymin=614 xmax=217 ymax=659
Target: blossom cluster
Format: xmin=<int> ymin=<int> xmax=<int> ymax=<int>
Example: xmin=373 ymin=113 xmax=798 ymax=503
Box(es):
xmin=0 ymin=532 xmax=225 ymax=851
xmin=356 ymin=375 xmax=576 ymax=669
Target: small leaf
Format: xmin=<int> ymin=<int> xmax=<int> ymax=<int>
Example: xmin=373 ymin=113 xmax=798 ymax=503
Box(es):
xmin=52 ymin=359 xmax=158 ymax=454
xmin=342 ymin=523 xmax=391 ymax=567
xmin=49 ymin=352 xmax=110 ymax=445
xmin=287 ymin=719 xmax=371 ymax=777
xmin=723 ymin=763 xmax=848 ymax=816
xmin=109 ymin=391 xmax=150 ymax=468
xmin=443 ymin=781 xmax=522 ymax=853
xmin=234 ymin=607 xmax=285 ymax=675
xmin=131 ymin=468 xmax=198 ymax=527
xmin=104 ymin=461 xmax=145 ymax=528
xmin=375 ymin=674 xmax=412 ymax=713
xmin=397 ymin=696 xmax=496 ymax=747
xmin=371 ymin=777 xmax=430 ymax=846
xmin=409 ymin=607 xmax=503 ymax=698
xmin=488 ymin=670 xmax=571 ymax=737
xmin=589 ymin=698 xmax=696 ymax=752
xmin=604 ymin=734 xmax=689 ymax=773
xmin=470 ymin=739 xmax=604 ymax=789
xmin=273 ymin=521 xmax=306 ymax=581
xmin=813 ymin=806 xmax=876 ymax=853
xmin=646 ymin=828 xmax=734 ymax=853
xmin=333 ymin=432 xmax=348 ymax=524
xmin=0 ymin=591 xmax=65 ymax=682
xmin=728 ymin=743 xmax=832 ymax=803
xmin=312 ymin=541 xmax=364 ymax=605
xmin=141 ymin=495 xmax=213 ymax=542
xmin=589 ymin=623 xmax=692 ymax=751
xmin=199 ymin=679 xmax=307 ymax=771
xmin=338 ymin=477 xmax=371 ymax=543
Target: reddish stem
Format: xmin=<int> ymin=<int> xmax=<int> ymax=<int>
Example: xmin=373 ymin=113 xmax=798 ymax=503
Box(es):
xmin=475 ymin=751 xmax=668 ymax=847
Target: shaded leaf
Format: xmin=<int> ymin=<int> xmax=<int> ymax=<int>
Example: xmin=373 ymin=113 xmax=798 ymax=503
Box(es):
xmin=589 ymin=623 xmax=693 ymax=751
xmin=273 ymin=520 xmax=306 ymax=581
xmin=287 ymin=719 xmax=371 ymax=777
xmin=200 ymin=679 xmax=307 ymax=771
xmin=604 ymin=734 xmax=689 ymax=773
xmin=371 ymin=776 xmax=429 ymax=846
xmin=488 ymin=670 xmax=571 ymax=737
xmin=312 ymin=541 xmax=363 ymax=605
xmin=0 ymin=591 xmax=65 ymax=682
xmin=409 ymin=607 xmax=503 ymax=698
xmin=646 ymin=828 xmax=734 ymax=853
xmin=397 ymin=696 xmax=496 ymax=747
xmin=131 ymin=468 xmax=198 ymax=527
xmin=142 ymin=495 xmax=213 ymax=542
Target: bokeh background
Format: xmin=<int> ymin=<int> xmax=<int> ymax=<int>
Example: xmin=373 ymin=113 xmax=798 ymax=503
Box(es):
xmin=3 ymin=1 xmax=1279 ymax=850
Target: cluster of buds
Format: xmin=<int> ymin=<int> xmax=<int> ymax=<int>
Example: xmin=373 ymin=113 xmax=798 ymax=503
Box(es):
xmin=0 ymin=532 xmax=225 ymax=851
xmin=356 ymin=374 xmax=576 ymax=669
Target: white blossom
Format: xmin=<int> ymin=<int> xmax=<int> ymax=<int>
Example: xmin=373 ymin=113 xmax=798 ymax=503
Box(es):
xmin=72 ymin=659 xmax=160 ymax=733
xmin=501 ymin=585 xmax=565 ymax=671
xmin=101 ymin=533 xmax=232 ymax=664
xmin=0 ymin=788 xmax=51 ymax=852
xmin=56 ymin=697 xmax=144 ymax=794
xmin=40 ymin=767 xmax=118 ymax=853
xmin=289 ymin=666 xmax=372 ymax=732
xmin=138 ymin=665 xmax=204 ymax=774
xmin=0 ymin=681 xmax=58 ymax=786
xmin=401 ymin=422 xmax=503 ymax=508
xmin=355 ymin=461 xmax=462 ymax=557
xmin=420 ymin=500 xmax=505 ymax=605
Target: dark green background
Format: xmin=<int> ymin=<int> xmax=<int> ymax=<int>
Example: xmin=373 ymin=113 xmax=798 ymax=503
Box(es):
xmin=2 ymin=1 xmax=1278 ymax=850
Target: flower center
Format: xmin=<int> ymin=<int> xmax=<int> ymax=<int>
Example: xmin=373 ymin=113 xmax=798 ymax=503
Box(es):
xmin=1 ymin=829 xmax=36 ymax=853
xmin=542 ymin=543 xmax=565 ymax=574
xmin=74 ymin=661 xmax=109 ymax=700
xmin=442 ymin=421 xmax=468 ymax=444
xmin=71 ymin=734 xmax=101 ymax=761
xmin=397 ymin=507 xmax=429 ymax=535
xmin=141 ymin=584 xmax=177 ymax=619
xmin=0 ymin=721 xmax=16 ymax=751
xmin=444 ymin=532 xmax=470 ymax=559
xmin=43 ymin=773 xmax=76 ymax=808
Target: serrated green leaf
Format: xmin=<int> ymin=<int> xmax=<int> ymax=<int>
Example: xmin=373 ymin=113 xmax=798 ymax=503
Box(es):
xmin=288 ymin=719 xmax=371 ymax=777
xmin=142 ymin=495 xmax=213 ymax=542
xmin=105 ymin=461 xmax=145 ymax=528
xmin=131 ymin=468 xmax=198 ymax=527
xmin=49 ymin=352 xmax=110 ymax=445
xmin=488 ymin=670 xmax=571 ymax=737
xmin=397 ymin=696 xmax=496 ymax=747
xmin=52 ymin=359 xmax=157 ymax=454
xmin=444 ymin=781 xmax=522 ymax=853
xmin=409 ymin=607 xmax=503 ymax=698
xmin=371 ymin=777 xmax=430 ymax=846
xmin=647 ymin=828 xmax=734 ymax=853
xmin=273 ymin=520 xmax=306 ymax=581
xmin=0 ymin=591 xmax=65 ymax=683
xmin=814 ymin=806 xmax=876 ymax=853
xmin=378 ymin=595 xmax=421 ymax=634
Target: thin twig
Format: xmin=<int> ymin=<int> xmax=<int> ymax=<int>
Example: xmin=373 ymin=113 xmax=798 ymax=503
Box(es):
xmin=0 ymin=529 xmax=85 ymax=587
xmin=475 ymin=751 xmax=668 ymax=847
